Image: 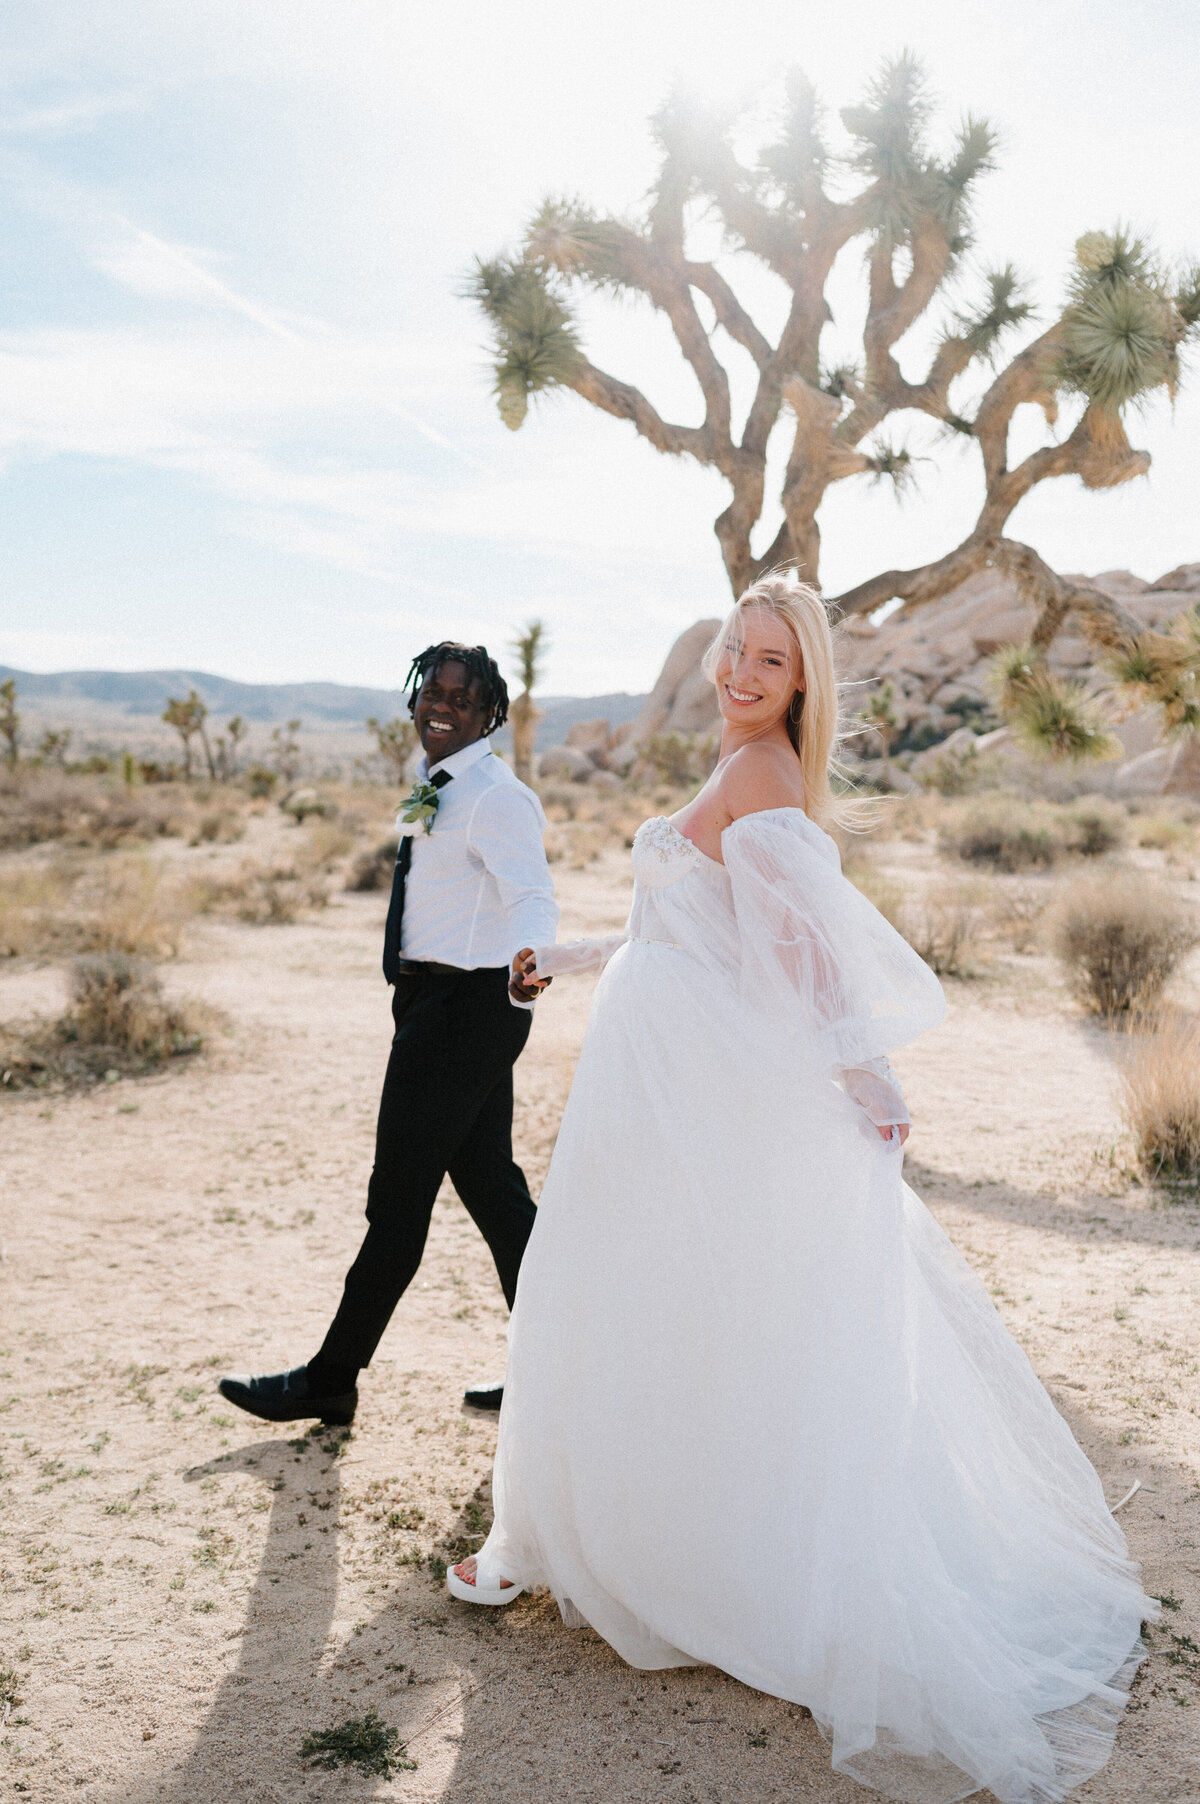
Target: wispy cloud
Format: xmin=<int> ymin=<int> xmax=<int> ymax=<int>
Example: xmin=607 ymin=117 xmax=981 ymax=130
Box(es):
xmin=0 ymin=91 xmax=143 ymax=138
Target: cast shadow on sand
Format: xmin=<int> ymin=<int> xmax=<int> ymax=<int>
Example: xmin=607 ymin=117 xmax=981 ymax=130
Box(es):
xmin=113 ymin=1151 xmax=1195 ymax=1804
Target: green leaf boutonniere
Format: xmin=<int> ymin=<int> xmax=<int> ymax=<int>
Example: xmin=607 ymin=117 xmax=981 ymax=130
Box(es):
xmin=396 ymin=779 xmax=443 ymax=838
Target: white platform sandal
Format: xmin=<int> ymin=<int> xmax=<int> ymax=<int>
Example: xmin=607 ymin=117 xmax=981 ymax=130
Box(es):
xmin=446 ymin=1548 xmax=524 ymax=1608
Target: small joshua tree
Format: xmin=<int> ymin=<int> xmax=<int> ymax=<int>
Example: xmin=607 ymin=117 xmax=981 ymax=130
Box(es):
xmin=161 ymin=691 xmax=211 ymax=781
xmin=366 ymin=714 xmax=418 ymax=784
xmin=509 ymin=619 xmax=549 ymax=787
xmin=859 ymin=680 xmax=900 ymax=768
xmin=37 ymin=728 xmax=73 ymax=767
xmin=1 ymin=679 xmax=21 ymax=768
xmin=470 ymin=56 xmax=1199 ymax=743
xmin=225 ymin=715 xmax=248 ymax=778
xmin=270 ymin=718 xmax=303 ymax=785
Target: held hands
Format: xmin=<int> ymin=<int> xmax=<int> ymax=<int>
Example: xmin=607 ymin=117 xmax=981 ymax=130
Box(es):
xmin=510 ymin=947 xmax=551 ymax=1005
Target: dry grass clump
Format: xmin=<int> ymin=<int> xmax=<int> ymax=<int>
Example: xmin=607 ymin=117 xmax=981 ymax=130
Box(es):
xmin=942 ymin=797 xmax=1125 ymax=872
xmin=1132 ymin=812 xmax=1198 ymax=854
xmin=188 ymin=808 xmax=245 ymax=846
xmin=346 ymin=836 xmax=400 ymax=892
xmin=900 ymin=882 xmax=986 ymax=977
xmin=303 ymin=819 xmax=356 ymax=869
xmin=0 ymin=855 xmax=189 ymax=959
xmin=845 ymin=857 xmax=985 ymax=977
xmin=1118 ymin=1009 xmax=1200 ymax=1182
xmin=195 ymin=854 xmax=329 ymax=924
xmin=0 ymin=770 xmax=183 ymax=850
xmin=1052 ymin=874 xmax=1198 ymax=1014
xmin=0 ymin=952 xmax=211 ymax=1091
xmin=991 ymin=882 xmax=1051 ymax=954
xmin=941 ymin=799 xmax=1064 ymax=872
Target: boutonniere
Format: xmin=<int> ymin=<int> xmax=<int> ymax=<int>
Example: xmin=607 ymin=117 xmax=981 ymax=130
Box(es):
xmin=395 ymin=778 xmax=442 ymax=838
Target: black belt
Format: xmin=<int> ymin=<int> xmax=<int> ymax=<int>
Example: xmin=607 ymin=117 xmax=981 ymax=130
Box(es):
xmin=392 ymin=959 xmax=504 ymax=979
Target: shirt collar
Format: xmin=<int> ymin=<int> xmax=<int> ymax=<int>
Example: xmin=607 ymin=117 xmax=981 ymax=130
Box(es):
xmin=419 ymin=734 xmax=494 ymax=782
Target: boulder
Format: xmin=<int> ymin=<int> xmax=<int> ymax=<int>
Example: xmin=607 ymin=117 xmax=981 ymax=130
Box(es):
xmin=637 ymin=559 xmax=1198 ymax=795
xmin=537 ymin=744 xmax=594 ymax=784
xmin=632 ymin=618 xmax=722 ymax=742
xmin=565 ymin=718 xmax=612 ymax=761
xmin=1111 ymin=746 xmax=1175 ymax=799
xmin=586 ymin=768 xmax=622 ymax=791
xmin=1164 ymin=734 xmax=1200 ymax=800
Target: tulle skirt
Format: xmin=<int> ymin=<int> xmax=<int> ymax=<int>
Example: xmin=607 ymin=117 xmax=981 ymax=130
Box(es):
xmin=482 ymin=940 xmax=1151 ymax=1803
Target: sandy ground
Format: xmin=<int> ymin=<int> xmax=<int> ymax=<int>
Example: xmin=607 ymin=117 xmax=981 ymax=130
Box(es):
xmin=2 ymin=841 xmax=1200 ymax=1804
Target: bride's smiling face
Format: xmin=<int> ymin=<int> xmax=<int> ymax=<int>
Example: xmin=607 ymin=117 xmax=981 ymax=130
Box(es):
xmin=715 ymin=606 xmax=803 ymax=731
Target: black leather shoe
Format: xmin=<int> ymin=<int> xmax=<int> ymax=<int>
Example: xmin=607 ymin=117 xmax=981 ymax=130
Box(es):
xmin=463 ymin=1382 xmax=503 ymax=1412
xmin=218 ymin=1365 xmax=357 ymax=1427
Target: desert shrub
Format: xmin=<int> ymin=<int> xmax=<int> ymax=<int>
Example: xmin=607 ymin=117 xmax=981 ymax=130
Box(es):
xmin=282 ymin=787 xmax=337 ymax=823
xmin=189 ymin=808 xmax=245 ymax=846
xmin=0 ymin=770 xmax=182 ymax=850
xmin=346 ymin=836 xmax=399 ymax=892
xmin=1061 ymin=798 xmax=1126 ymax=858
xmin=942 ymin=801 xmax=1064 ymax=872
xmin=0 ymin=954 xmax=209 ymax=1091
xmin=920 ymin=744 xmax=987 ymax=797
xmin=543 ymin=822 xmax=606 ymax=869
xmin=638 ymin=732 xmax=718 ymax=788
xmin=1118 ymin=1010 xmax=1200 ymax=1182
xmin=991 ymin=882 xmax=1051 ymax=954
xmin=196 ymin=856 xmax=329 ymax=923
xmin=1052 ymin=874 xmax=1198 ymax=1014
xmin=900 ymin=883 xmax=986 ymax=977
xmin=0 ymin=855 xmax=188 ymax=959
xmin=304 ymin=819 xmax=355 ymax=868
xmin=1133 ymin=813 xmax=1197 ymax=853
xmin=67 ymin=953 xmax=194 ymax=1054
xmin=245 ymin=765 xmax=277 ymax=798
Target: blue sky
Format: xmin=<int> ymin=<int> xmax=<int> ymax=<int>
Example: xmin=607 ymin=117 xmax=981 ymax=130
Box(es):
xmin=1 ymin=0 xmax=1197 ymax=695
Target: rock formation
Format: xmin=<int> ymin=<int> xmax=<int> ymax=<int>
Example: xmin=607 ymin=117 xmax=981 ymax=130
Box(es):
xmin=627 ymin=565 xmax=1200 ymax=796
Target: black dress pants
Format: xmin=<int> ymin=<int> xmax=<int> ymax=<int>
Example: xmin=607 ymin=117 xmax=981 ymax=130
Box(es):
xmin=314 ymin=966 xmax=535 ymax=1373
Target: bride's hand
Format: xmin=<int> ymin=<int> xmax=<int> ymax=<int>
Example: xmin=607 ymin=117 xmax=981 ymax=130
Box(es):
xmin=877 ymin=1123 xmax=910 ymax=1146
xmin=510 ymin=947 xmax=550 ymax=1003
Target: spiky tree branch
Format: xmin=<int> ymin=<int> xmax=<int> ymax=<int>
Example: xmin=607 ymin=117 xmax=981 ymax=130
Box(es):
xmin=470 ymin=58 xmax=1197 ymax=690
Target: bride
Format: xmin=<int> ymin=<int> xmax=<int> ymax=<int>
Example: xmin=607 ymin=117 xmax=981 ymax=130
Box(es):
xmin=446 ymin=573 xmax=1151 ymax=1804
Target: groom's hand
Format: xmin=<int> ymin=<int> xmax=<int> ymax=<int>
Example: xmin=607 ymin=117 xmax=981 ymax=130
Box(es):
xmin=510 ymin=947 xmax=550 ymax=1004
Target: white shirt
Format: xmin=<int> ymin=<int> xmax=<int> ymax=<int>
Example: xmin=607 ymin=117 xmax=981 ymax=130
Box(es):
xmin=399 ymin=736 xmax=559 ymax=983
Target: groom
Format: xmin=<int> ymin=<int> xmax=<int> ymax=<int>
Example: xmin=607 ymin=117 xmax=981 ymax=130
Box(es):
xmin=219 ymin=641 xmax=559 ymax=1426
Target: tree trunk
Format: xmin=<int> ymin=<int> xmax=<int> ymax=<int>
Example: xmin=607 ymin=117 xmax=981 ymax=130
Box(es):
xmin=510 ymin=693 xmax=539 ymax=787
xmin=198 ymin=721 xmax=217 ymax=781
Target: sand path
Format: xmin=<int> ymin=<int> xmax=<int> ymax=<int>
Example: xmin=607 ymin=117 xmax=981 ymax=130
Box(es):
xmin=1 ymin=849 xmax=1198 ymax=1802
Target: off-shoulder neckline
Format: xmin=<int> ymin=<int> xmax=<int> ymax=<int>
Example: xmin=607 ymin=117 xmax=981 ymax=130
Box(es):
xmin=655 ymin=804 xmax=820 ymax=872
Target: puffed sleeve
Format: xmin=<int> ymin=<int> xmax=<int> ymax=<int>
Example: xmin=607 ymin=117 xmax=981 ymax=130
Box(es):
xmin=722 ymin=809 xmax=944 ymax=1120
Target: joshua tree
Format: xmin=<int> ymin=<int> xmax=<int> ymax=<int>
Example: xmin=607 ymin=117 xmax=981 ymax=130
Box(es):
xmin=226 ymin=715 xmax=248 ymax=778
xmin=37 ymin=728 xmax=73 ymax=766
xmin=269 ymin=719 xmax=303 ymax=786
xmin=471 ymin=56 xmax=1199 ymax=740
xmin=509 ymin=619 xmax=549 ymax=787
xmin=1 ymin=678 xmax=21 ymax=768
xmin=161 ymin=690 xmax=212 ymax=781
xmin=365 ymin=714 xmax=418 ymax=785
xmin=859 ymin=679 xmax=900 ymax=768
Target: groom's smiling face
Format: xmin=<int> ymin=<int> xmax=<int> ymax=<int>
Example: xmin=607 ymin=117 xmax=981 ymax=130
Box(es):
xmin=413 ymin=659 xmax=490 ymax=763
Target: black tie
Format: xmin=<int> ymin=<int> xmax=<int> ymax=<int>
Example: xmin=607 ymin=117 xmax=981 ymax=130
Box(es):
xmin=382 ymin=768 xmax=453 ymax=984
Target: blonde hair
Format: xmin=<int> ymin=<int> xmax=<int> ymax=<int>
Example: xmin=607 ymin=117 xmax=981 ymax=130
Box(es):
xmin=702 ymin=570 xmax=855 ymax=831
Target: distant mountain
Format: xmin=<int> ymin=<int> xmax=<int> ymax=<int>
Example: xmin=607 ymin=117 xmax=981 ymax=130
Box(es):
xmin=0 ymin=666 xmax=647 ymax=745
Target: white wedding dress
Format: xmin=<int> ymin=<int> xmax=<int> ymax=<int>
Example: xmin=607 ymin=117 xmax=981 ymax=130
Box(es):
xmin=478 ymin=810 xmax=1151 ymax=1804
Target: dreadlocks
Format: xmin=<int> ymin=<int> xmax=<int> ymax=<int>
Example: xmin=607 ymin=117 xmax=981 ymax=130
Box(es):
xmin=403 ymin=642 xmax=509 ymax=736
